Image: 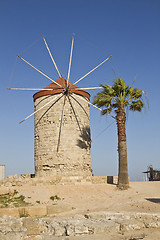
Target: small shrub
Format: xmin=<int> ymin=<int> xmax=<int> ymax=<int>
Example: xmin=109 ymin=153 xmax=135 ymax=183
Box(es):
xmin=15 ymin=195 xmax=25 ymax=201
xmin=36 ymin=201 xmax=40 ymax=204
xmin=13 ymin=190 xmax=18 ymax=196
xmin=0 ymin=193 xmax=29 ymax=208
xmin=50 ymin=195 xmax=61 ymax=201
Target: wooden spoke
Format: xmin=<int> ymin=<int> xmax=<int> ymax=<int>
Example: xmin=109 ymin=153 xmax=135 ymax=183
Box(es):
xmin=73 ymin=93 xmax=116 ymax=119
xmin=19 ymin=93 xmax=63 ymax=124
xmin=42 ymin=36 xmax=62 ymax=78
xmin=72 ymin=86 xmax=103 ymax=90
xmin=7 ymin=88 xmax=54 ymax=91
xmin=72 ymin=93 xmax=102 ymax=112
xmin=67 ymin=33 xmax=75 ymax=85
xmin=73 ymin=55 xmax=112 ymax=85
xmin=17 ymin=55 xmax=63 ymax=88
xmin=57 ymin=95 xmax=66 ymax=152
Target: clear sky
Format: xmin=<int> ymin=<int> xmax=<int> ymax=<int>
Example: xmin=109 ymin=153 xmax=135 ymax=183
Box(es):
xmin=0 ymin=0 xmax=160 ymax=181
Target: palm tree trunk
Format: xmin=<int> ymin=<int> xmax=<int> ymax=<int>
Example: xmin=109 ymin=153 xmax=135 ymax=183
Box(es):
xmin=116 ymin=107 xmax=129 ymax=189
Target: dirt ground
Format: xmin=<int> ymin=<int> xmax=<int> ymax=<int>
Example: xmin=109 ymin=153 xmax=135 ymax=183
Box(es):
xmin=1 ymin=181 xmax=160 ymax=239
xmin=12 ymin=181 xmax=160 ymax=215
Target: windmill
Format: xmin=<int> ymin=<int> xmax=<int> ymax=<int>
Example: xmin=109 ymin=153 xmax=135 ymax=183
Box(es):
xmin=8 ymin=34 xmax=112 ymax=177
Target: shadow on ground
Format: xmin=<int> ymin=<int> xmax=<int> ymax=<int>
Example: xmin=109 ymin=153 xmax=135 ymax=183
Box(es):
xmin=145 ymin=198 xmax=160 ymax=204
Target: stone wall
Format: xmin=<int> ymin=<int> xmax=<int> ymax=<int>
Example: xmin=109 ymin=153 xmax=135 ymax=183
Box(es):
xmin=34 ymin=94 xmax=91 ymax=177
xmin=0 ymin=175 xmax=117 ymax=187
xmin=0 ymin=212 xmax=160 ymax=239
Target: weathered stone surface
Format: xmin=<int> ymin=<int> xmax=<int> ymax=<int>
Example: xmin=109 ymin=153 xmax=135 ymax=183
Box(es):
xmin=22 ymin=218 xmax=44 ymax=235
xmin=11 ymin=219 xmax=23 ymax=232
xmin=74 ymin=224 xmax=89 ymax=235
xmin=0 ymin=212 xmax=160 ymax=239
xmin=0 ymin=175 xmax=119 ymax=188
xmin=54 ymin=223 xmax=66 ymax=236
xmin=47 ymin=204 xmax=72 ymax=215
xmin=34 ymin=91 xmax=92 ymax=177
xmin=24 ymin=236 xmax=42 ymax=240
xmin=19 ymin=206 xmax=47 ymax=218
xmin=0 ymin=232 xmax=23 ymax=240
xmin=66 ymin=224 xmax=75 ymax=236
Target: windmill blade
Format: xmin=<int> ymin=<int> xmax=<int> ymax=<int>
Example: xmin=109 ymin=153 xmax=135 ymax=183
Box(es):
xmin=67 ymin=33 xmax=75 ymax=85
xmin=17 ymin=55 xmax=63 ymax=88
xmin=72 ymin=93 xmax=102 ymax=112
xmin=57 ymin=95 xmax=66 ymax=152
xmin=42 ymin=36 xmax=62 ymax=78
xmin=19 ymin=93 xmax=63 ymax=124
xmin=74 ymin=55 xmax=112 ymax=85
xmin=72 ymin=86 xmax=103 ymax=90
xmin=73 ymin=93 xmax=116 ymax=119
xmin=68 ymin=96 xmax=91 ymax=142
xmin=70 ymin=94 xmax=90 ymax=120
xmin=73 ymin=55 xmax=112 ymax=85
xmin=7 ymin=88 xmax=54 ymax=91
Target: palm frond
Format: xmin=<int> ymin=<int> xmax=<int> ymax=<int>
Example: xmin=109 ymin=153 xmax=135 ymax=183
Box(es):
xmin=142 ymin=90 xmax=149 ymax=109
xmin=93 ymin=78 xmax=147 ymax=116
xmin=132 ymin=88 xmax=143 ymax=99
xmin=112 ymin=78 xmax=129 ymax=94
xmin=130 ymin=100 xmax=144 ymax=112
xmin=101 ymin=107 xmax=112 ymax=115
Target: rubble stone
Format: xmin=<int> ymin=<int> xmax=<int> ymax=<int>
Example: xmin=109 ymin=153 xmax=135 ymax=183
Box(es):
xmin=0 ymin=212 xmax=159 ymax=239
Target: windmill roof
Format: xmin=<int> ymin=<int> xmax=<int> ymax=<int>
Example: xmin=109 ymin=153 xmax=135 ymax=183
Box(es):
xmin=33 ymin=77 xmax=90 ymax=101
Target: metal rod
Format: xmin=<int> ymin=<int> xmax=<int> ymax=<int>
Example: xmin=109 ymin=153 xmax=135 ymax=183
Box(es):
xmin=73 ymin=93 xmax=116 ymax=119
xmin=57 ymin=95 xmax=66 ymax=152
xmin=19 ymin=94 xmax=62 ymax=124
xmin=72 ymin=86 xmax=103 ymax=90
xmin=94 ymin=121 xmax=115 ymax=139
xmin=17 ymin=55 xmax=62 ymax=88
xmin=72 ymin=93 xmax=102 ymax=112
xmin=7 ymin=88 xmax=55 ymax=91
xmin=42 ymin=36 xmax=62 ymax=78
xmin=67 ymin=33 xmax=75 ymax=85
xmin=73 ymin=55 xmax=112 ymax=85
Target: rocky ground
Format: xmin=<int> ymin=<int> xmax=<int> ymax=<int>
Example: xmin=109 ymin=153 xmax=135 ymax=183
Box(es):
xmin=0 ymin=181 xmax=160 ymax=239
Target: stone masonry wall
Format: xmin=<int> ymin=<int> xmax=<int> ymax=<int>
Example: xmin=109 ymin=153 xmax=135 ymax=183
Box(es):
xmin=0 ymin=175 xmax=115 ymax=187
xmin=0 ymin=212 xmax=160 ymax=239
xmin=34 ymin=94 xmax=91 ymax=177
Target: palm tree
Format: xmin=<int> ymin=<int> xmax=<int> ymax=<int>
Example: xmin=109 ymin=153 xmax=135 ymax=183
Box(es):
xmin=93 ymin=78 xmax=147 ymax=189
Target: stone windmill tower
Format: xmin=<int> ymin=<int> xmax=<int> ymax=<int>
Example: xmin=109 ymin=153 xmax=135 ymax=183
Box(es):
xmin=8 ymin=34 xmax=111 ymax=178
xmin=33 ymin=77 xmax=91 ymax=177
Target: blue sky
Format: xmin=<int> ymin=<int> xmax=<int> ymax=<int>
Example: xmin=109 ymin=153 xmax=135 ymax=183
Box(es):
xmin=0 ymin=0 xmax=159 ymax=181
